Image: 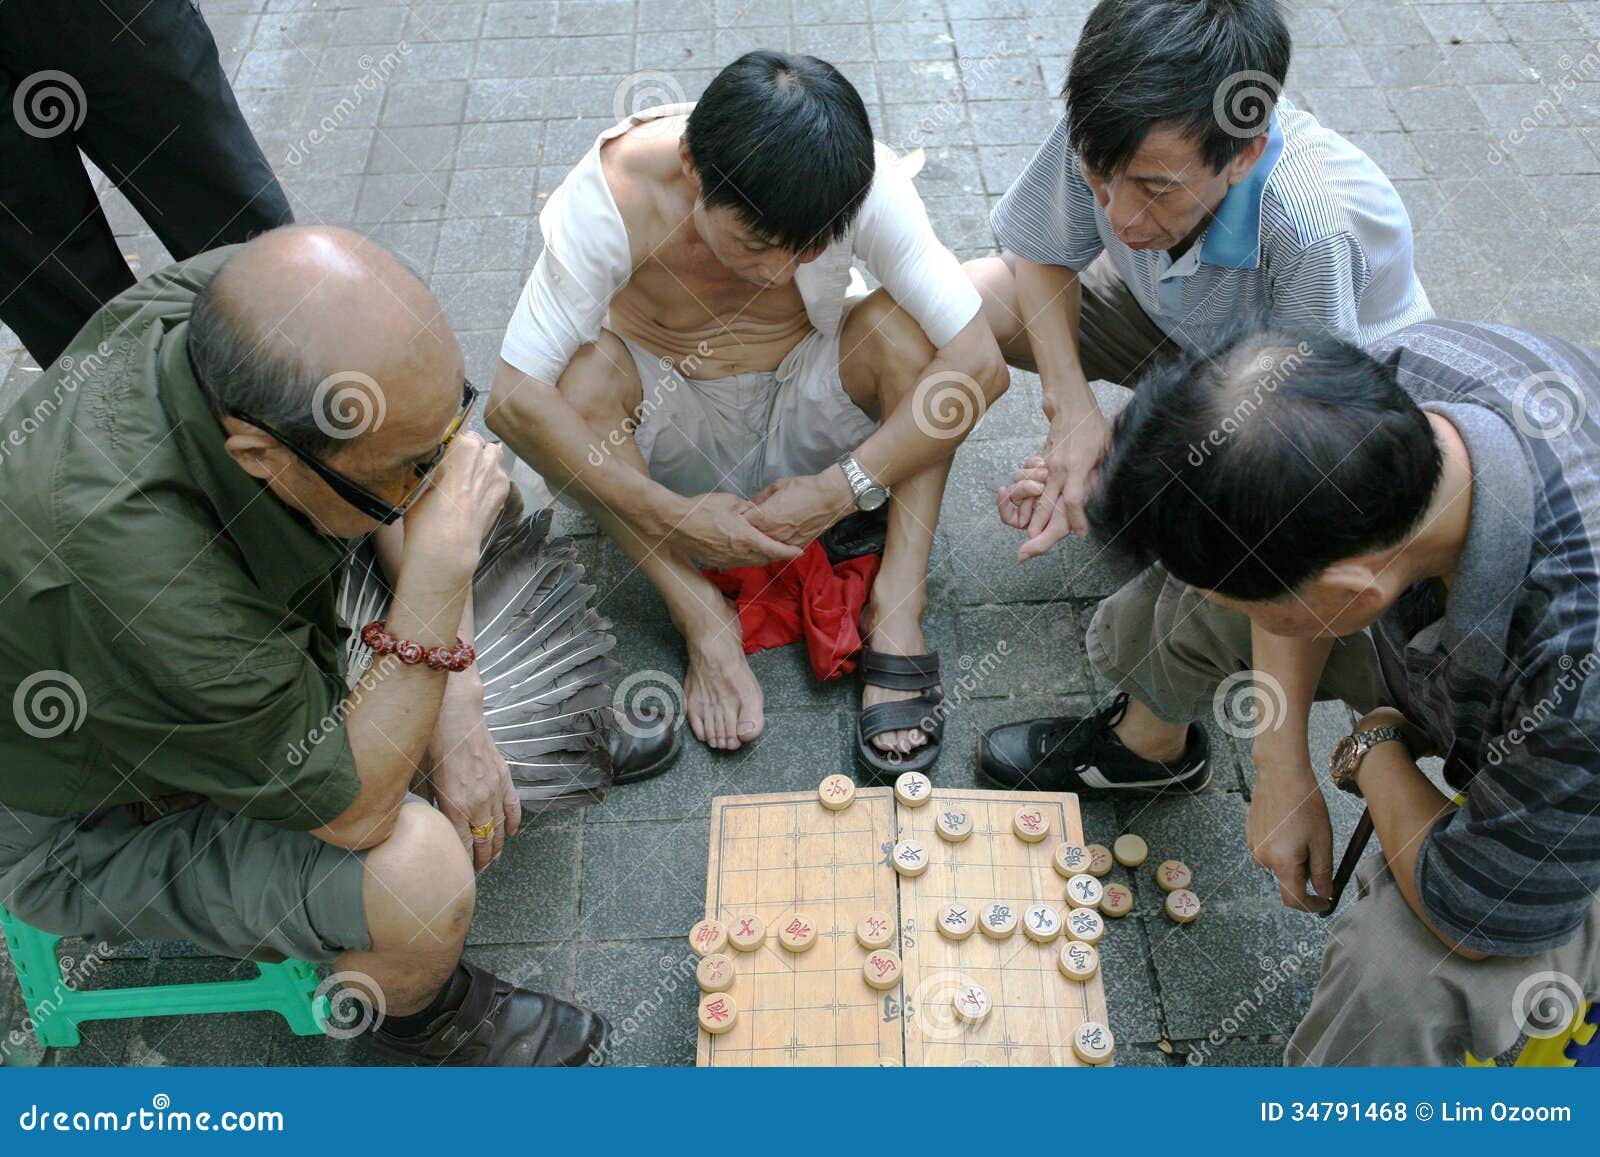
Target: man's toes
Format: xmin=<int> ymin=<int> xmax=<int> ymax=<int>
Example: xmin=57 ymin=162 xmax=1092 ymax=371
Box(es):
xmin=687 ymin=706 xmax=706 ymax=745
xmin=720 ymin=705 xmax=744 ymax=751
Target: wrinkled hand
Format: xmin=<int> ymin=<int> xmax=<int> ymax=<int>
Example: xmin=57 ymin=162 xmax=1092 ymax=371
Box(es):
xmin=403 ymin=432 xmax=510 ymax=555
xmin=747 ymin=472 xmax=854 ymax=549
xmin=429 ymin=678 xmax=519 ymax=872
xmin=668 ymin=492 xmax=803 ymax=569
xmin=997 ymin=408 xmax=1110 ymax=561
xmin=1246 ymin=761 xmax=1334 ymax=913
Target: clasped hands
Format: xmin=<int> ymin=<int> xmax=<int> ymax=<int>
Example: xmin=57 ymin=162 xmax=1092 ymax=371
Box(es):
xmin=665 ymin=468 xmax=857 ymax=569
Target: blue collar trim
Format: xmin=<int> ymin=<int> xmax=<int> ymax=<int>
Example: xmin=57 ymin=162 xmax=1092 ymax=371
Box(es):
xmin=1199 ymin=114 xmax=1285 ymax=270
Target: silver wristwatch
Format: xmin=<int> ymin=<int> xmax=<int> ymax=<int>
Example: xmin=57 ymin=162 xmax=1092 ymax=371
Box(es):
xmin=837 ymin=451 xmax=890 ymax=512
xmin=1328 ymin=726 xmax=1409 ymax=798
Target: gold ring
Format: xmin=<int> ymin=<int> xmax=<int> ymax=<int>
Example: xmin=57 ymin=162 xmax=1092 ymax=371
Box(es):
xmin=470 ymin=820 xmax=497 ymax=841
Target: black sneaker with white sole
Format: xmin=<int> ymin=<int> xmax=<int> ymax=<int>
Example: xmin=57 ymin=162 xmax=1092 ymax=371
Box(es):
xmin=977 ymin=692 xmax=1210 ymax=795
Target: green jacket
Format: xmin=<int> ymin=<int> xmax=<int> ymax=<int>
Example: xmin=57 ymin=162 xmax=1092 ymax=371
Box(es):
xmin=0 ymin=249 xmax=360 ymax=829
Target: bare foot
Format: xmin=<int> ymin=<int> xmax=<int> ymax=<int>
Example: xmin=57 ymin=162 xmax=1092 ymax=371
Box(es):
xmin=682 ymin=601 xmax=765 ymax=751
xmin=861 ymin=604 xmax=933 ymax=758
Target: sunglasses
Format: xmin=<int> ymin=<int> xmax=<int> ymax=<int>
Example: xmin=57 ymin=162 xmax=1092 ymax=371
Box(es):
xmin=190 ymin=343 xmax=481 ymax=525
xmin=247 ymin=379 xmax=479 ymax=525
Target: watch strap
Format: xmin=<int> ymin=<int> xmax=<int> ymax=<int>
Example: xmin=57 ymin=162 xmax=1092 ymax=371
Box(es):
xmin=1331 ymin=725 xmax=1408 ymax=797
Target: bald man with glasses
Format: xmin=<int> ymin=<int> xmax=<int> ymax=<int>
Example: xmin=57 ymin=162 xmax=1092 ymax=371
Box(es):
xmin=0 ymin=227 xmax=656 ymax=1065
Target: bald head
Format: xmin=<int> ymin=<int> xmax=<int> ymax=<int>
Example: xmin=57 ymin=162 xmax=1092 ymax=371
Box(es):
xmin=189 ymin=225 xmax=460 ymax=458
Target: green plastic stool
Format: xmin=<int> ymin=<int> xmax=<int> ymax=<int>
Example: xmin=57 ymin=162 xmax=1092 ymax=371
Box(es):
xmin=0 ymin=903 xmax=327 ymax=1048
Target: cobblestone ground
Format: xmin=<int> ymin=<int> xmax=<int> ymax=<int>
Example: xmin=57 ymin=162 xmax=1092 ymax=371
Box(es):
xmin=3 ymin=0 xmax=1599 ymax=1067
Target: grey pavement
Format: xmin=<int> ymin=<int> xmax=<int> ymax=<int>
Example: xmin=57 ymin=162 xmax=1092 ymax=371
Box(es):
xmin=3 ymin=0 xmax=1599 ymax=1067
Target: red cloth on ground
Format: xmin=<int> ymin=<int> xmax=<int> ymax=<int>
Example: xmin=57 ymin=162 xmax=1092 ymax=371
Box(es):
xmin=704 ymin=541 xmax=881 ymax=681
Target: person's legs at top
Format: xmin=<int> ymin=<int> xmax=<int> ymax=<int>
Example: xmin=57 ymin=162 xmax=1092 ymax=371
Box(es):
xmin=70 ymin=0 xmax=293 ymax=262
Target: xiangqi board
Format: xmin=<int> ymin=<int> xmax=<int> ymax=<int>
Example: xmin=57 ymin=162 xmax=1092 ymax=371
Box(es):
xmin=696 ymin=787 xmax=1113 ymax=1066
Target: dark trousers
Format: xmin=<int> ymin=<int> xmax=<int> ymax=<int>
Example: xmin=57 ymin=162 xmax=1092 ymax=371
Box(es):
xmin=0 ymin=0 xmax=293 ymax=366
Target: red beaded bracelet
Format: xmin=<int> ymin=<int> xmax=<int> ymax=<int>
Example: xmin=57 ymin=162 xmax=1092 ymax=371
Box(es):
xmin=359 ymin=620 xmax=476 ymax=672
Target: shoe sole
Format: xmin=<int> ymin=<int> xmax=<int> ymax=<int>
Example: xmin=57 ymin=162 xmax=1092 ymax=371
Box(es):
xmin=973 ymin=739 xmax=1213 ymax=797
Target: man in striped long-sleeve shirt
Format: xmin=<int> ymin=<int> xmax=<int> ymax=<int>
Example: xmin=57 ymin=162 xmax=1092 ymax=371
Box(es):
xmin=970 ymin=0 xmax=1431 ymax=560
xmin=1056 ymin=320 xmax=1600 ymax=1065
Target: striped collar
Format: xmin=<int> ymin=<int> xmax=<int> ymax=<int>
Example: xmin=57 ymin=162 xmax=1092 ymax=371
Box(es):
xmin=1198 ymin=113 xmax=1286 ymax=271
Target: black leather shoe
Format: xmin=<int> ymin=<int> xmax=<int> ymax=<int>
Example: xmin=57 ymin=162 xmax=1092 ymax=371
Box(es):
xmin=978 ymin=692 xmax=1210 ymax=795
xmin=607 ymin=703 xmax=683 ymax=785
xmin=360 ymin=963 xmax=606 ymax=1066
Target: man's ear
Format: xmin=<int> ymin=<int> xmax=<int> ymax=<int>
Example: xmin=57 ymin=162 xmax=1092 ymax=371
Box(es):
xmin=1317 ymin=559 xmax=1386 ymax=614
xmin=1222 ymin=133 xmax=1270 ymax=187
xmin=219 ymin=416 xmax=287 ymax=484
xmin=678 ymin=139 xmax=700 ymax=190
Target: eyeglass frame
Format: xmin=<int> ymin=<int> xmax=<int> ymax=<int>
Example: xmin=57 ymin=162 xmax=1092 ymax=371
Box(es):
xmin=190 ymin=345 xmax=480 ymax=525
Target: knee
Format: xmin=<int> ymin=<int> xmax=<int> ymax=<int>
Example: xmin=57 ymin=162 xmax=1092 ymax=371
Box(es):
xmin=963 ymin=254 xmax=1022 ymax=346
xmin=364 ymin=803 xmax=475 ymax=942
xmin=558 ymin=329 xmax=640 ymax=428
xmin=1323 ymin=872 xmax=1439 ymax=1000
xmin=847 ymin=291 xmax=936 ymax=399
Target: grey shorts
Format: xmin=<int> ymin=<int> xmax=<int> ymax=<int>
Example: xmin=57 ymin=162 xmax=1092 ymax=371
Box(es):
xmin=623 ymin=326 xmax=880 ymax=500
xmin=0 ymin=800 xmax=370 ymax=964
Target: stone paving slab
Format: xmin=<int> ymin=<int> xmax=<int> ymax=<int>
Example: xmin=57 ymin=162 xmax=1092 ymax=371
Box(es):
xmin=4 ymin=0 xmax=1600 ymax=1069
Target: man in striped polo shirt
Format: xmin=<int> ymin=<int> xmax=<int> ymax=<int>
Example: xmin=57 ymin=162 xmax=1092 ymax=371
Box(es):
xmin=970 ymin=0 xmax=1432 ymax=559
xmin=1036 ymin=321 xmax=1600 ymax=1064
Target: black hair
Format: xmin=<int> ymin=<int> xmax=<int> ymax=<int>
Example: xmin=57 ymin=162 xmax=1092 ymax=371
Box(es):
xmin=1087 ymin=329 xmax=1444 ymax=601
xmin=685 ymin=50 xmax=875 ymax=253
xmin=1064 ymin=0 xmax=1292 ymax=176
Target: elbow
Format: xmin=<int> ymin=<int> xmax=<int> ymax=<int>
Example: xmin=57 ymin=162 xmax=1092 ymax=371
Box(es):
xmin=484 ymin=389 xmax=524 ymax=442
xmin=976 ymin=339 xmax=1010 ymax=405
xmin=484 ymin=360 xmax=554 ymax=443
xmin=1441 ymin=938 xmax=1490 ymax=961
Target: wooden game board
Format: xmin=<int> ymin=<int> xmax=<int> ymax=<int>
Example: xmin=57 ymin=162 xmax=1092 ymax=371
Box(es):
xmin=696 ymin=787 xmax=1111 ymax=1066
